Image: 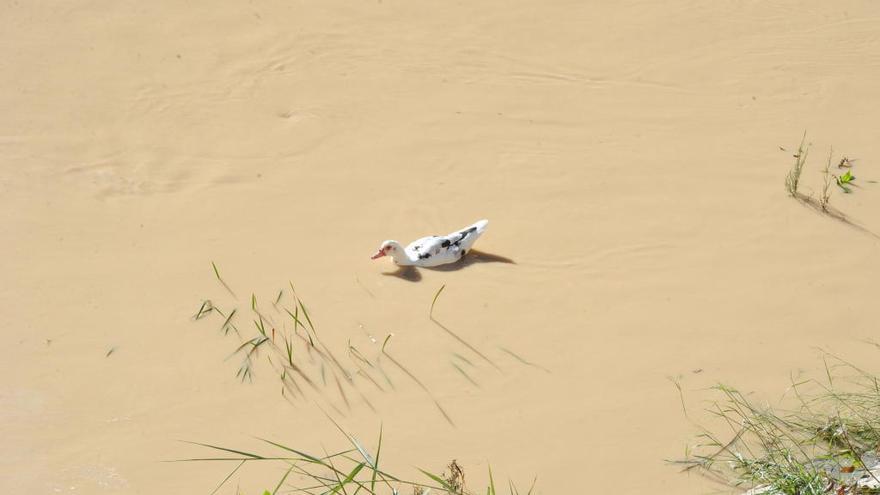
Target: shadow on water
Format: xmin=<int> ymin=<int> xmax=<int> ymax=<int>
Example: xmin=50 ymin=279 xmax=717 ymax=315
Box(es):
xmin=430 ymin=316 xmax=501 ymax=373
xmin=381 ymin=249 xmax=515 ymax=282
xmin=382 ymin=265 xmax=422 ymax=282
xmin=793 ymin=192 xmax=880 ymax=240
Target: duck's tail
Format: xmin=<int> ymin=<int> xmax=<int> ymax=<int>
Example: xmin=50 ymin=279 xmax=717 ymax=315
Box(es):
xmin=472 ymin=219 xmax=489 ymax=234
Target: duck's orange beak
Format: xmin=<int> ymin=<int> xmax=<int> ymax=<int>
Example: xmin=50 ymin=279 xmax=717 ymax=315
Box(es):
xmin=371 ymin=250 xmax=386 ymax=260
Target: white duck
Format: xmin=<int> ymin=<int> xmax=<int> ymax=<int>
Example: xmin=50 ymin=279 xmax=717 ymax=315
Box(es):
xmin=371 ymin=220 xmax=489 ymax=267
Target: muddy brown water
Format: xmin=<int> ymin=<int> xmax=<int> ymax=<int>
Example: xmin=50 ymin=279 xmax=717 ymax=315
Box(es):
xmin=3 ymin=1 xmax=880 ymax=493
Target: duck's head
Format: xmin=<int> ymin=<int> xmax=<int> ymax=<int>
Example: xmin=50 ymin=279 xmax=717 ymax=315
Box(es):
xmin=371 ymin=240 xmax=403 ymax=260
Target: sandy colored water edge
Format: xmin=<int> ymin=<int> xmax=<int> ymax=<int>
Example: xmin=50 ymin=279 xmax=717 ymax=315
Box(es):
xmin=3 ymin=1 xmax=880 ymax=493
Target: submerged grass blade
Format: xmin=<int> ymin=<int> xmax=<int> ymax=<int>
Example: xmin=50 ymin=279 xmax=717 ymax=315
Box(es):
xmin=452 ymin=352 xmax=474 ymax=367
xmin=668 ymin=375 xmax=688 ymax=418
xmin=432 ymin=318 xmax=500 ymax=372
xmin=498 ymin=347 xmax=550 ymax=373
xmin=285 ymin=337 xmax=295 ymax=367
xmin=430 ymin=284 xmax=446 ymax=319
xmin=211 ymin=261 xmax=237 ymax=298
xmin=427 ymin=283 xmax=500 ymax=372
xmin=452 ymin=361 xmax=479 ymax=388
xmin=298 ymin=298 xmax=316 ymax=336
xmin=194 ymin=300 xmax=213 ymax=320
xmin=381 ymin=335 xmax=455 ymax=426
xmin=221 ymin=308 xmax=238 ymax=336
xmin=285 ymin=306 xmax=314 ymax=346
xmin=525 ymin=476 xmax=537 ymax=495
xmin=254 ymin=316 xmax=267 ymax=337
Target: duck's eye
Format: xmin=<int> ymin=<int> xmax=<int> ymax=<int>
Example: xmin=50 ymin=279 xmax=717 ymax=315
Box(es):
xmin=385 ymin=246 xmax=392 ymax=251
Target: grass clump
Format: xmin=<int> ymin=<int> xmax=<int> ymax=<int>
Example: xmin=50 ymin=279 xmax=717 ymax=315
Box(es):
xmin=193 ymin=267 xmax=498 ymax=425
xmin=181 ymin=424 xmax=535 ymax=495
xmin=194 ymin=264 xmax=379 ymax=414
xmin=677 ymin=354 xmax=880 ymax=495
xmin=780 ymin=134 xmax=879 ymax=238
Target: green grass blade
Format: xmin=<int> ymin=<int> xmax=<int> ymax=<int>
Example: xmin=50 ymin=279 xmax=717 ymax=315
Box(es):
xmin=370 ymin=425 xmax=383 ymax=493
xmin=330 ymin=462 xmax=365 ymax=495
xmin=298 ymin=298 xmax=316 ymax=334
xmin=256 ymin=438 xmax=324 ymax=464
xmin=418 ymin=468 xmax=458 ymax=493
xmin=183 ymin=441 xmax=265 ymax=459
xmin=324 ymin=414 xmax=374 ymax=467
xmin=221 ymin=308 xmax=238 ymax=335
xmin=488 ymin=464 xmax=496 ymax=495
xmin=272 ymin=466 xmax=294 ymax=495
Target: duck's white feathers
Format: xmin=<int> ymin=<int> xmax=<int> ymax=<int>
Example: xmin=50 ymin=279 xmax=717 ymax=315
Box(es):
xmin=399 ymin=219 xmax=488 ymax=267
